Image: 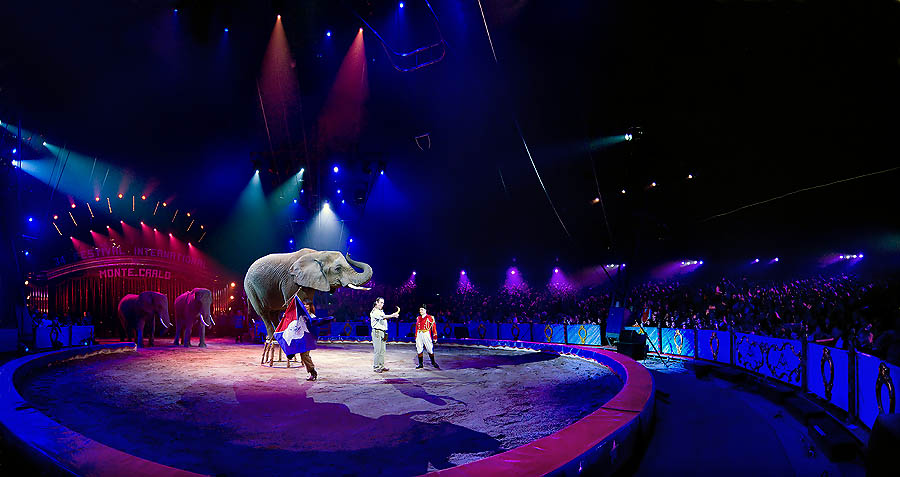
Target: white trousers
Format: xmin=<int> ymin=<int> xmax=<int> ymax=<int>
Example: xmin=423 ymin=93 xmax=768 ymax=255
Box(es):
xmin=415 ymin=332 xmax=434 ymax=355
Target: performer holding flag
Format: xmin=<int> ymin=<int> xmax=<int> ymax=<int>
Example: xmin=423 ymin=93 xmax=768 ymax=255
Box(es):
xmin=274 ymin=294 xmax=333 ymax=381
xmin=415 ymin=305 xmax=439 ymax=369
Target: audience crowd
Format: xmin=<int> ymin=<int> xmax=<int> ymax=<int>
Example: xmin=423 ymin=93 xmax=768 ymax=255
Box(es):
xmin=321 ymin=273 xmax=899 ymax=363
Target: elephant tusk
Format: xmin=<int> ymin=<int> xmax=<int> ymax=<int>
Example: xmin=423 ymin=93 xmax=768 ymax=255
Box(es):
xmin=210 ymin=315 xmax=216 ymax=326
xmin=159 ymin=315 xmax=170 ymax=329
xmin=347 ymin=284 xmax=371 ymax=291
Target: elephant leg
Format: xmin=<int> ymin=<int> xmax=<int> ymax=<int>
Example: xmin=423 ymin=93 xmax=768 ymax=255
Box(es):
xmin=199 ymin=318 xmax=207 ymax=348
xmin=182 ymin=323 xmax=191 ymax=347
xmin=263 ymin=313 xmax=277 ymax=341
xmin=136 ymin=324 xmax=144 ymax=348
xmin=174 ymin=320 xmax=181 ymax=346
xmin=149 ymin=317 xmax=156 ymax=347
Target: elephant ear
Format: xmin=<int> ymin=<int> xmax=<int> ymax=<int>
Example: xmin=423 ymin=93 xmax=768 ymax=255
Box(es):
xmin=138 ymin=293 xmax=155 ymax=314
xmin=289 ymin=254 xmax=330 ymax=292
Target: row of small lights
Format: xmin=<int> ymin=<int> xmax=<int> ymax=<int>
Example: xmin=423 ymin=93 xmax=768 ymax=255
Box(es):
xmin=591 ymin=174 xmax=694 ymax=202
xmin=176 ymin=2 xmax=407 ymax=37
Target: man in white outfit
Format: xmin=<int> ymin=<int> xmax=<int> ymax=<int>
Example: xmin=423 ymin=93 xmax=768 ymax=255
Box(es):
xmin=370 ymin=297 xmax=399 ymax=373
xmin=415 ymin=305 xmax=439 ymax=369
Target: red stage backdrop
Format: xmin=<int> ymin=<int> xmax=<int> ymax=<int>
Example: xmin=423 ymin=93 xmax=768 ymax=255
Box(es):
xmin=27 ymin=246 xmax=233 ymax=338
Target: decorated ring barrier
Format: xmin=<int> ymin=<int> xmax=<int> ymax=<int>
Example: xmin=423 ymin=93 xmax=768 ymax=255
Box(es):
xmin=623 ymin=326 xmax=898 ymax=429
xmin=0 ymin=340 xmax=652 ymax=477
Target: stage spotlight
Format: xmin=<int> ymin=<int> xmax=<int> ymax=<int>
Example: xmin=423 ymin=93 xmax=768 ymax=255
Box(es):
xmin=42 ymin=141 xmax=47 ymax=146
xmin=754 ymin=258 xmax=760 ymax=263
xmin=289 ymin=239 xmax=294 ymax=245
xmin=859 ymin=253 xmax=864 ymax=258
xmin=774 ymin=257 xmax=779 ymax=262
xmin=687 ymin=174 xmax=693 ymax=179
xmin=277 ymin=14 xmax=281 ymax=19
xmin=224 ymin=27 xmax=229 ymax=32
xmin=293 ymin=199 xmax=298 ymax=204
xmin=153 ymin=228 xmax=156 ymax=232
xmin=53 ymin=215 xmax=58 ymax=220
xmin=11 ymin=148 xmax=16 ymax=154
xmin=651 ymin=182 xmax=657 ymax=187
xmin=621 ymin=189 xmax=626 ymax=194
xmin=27 ymin=217 xmax=33 ymax=222
xmin=118 ymin=193 xmax=123 ymax=199
xmin=140 ymin=221 xmax=144 ymax=225
xmin=699 ymin=261 xmax=704 ymax=265
xmin=326 ymin=31 xmax=332 ymax=37
xmin=230 ymin=282 xmax=236 ymax=288
xmin=511 ymin=270 xmax=516 ymax=275
xmin=349 ymin=238 xmax=353 ymax=243
xmin=553 ymin=268 xmax=559 ymax=274
xmin=106 ymin=225 xmax=110 ymax=229
xmin=625 ymin=133 xmax=632 ymax=141
xmin=337 ymin=189 xmax=341 ymax=194
xmin=141 ymin=195 xmax=146 ymax=200
xmin=400 ymin=2 xmax=404 ymax=7
xmin=169 ymin=233 xmax=173 ymax=236
xmin=163 ymin=202 xmax=168 ymax=207
xmin=380 ymin=170 xmax=384 ymax=175
xmin=341 ymin=199 xmax=345 ymax=204
xmin=24 ymin=251 xmax=29 ymax=256
xmin=333 ymin=165 xmax=339 ymax=173
xmin=461 ymin=270 xmax=466 ymax=275
xmin=299 ymin=168 xmax=305 ymax=175
xmin=839 ymin=255 xmax=844 ymax=259
xmin=94 ymin=196 xmax=100 ymax=202
xmin=412 ymin=271 xmax=416 ymax=275
xmin=255 ymin=170 xmax=259 ymax=174
xmin=592 ymin=197 xmax=600 ymax=204
xmin=24 ymin=280 xmax=28 ymax=285
xmin=323 ymin=201 xmax=330 ymax=209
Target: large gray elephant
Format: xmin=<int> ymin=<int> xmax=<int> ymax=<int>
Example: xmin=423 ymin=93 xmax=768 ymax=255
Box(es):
xmin=174 ymin=288 xmax=214 ymax=348
xmin=117 ymin=291 xmax=172 ymax=348
xmin=244 ymin=249 xmax=372 ymax=339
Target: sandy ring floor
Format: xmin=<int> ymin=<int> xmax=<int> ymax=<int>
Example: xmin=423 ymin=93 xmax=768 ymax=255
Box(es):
xmin=19 ymin=339 xmax=622 ymax=476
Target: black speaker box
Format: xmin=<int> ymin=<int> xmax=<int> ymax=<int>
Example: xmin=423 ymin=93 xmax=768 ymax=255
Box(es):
xmin=454 ymin=327 xmax=470 ymax=339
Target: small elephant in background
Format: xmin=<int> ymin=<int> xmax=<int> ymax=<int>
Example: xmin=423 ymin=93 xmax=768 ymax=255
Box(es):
xmin=118 ymin=291 xmax=172 ymax=348
xmin=174 ymin=288 xmax=215 ymax=348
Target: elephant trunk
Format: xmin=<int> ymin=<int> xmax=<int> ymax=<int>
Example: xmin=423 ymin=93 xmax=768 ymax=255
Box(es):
xmin=345 ymin=254 xmax=373 ymax=286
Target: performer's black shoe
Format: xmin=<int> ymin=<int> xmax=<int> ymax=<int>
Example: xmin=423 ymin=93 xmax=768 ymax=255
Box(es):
xmin=307 ymin=370 xmax=317 ymax=381
xmin=416 ymin=356 xmax=424 ymax=369
xmin=430 ymin=354 xmax=440 ymax=369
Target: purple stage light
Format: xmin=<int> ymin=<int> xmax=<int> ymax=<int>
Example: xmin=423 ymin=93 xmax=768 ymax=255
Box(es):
xmin=699 ymin=261 xmax=704 ymax=265
xmin=553 ymin=268 xmax=559 ymax=274
xmin=754 ymin=258 xmax=760 ymax=263
xmin=461 ymin=270 xmax=466 ymax=275
xmin=412 ymin=271 xmax=416 ymax=275
xmin=839 ymin=255 xmax=844 ymax=259
xmin=326 ymin=31 xmax=332 ymax=37
xmin=511 ymin=270 xmax=516 ymax=275
xmin=774 ymin=257 xmax=779 ymax=262
xmin=859 ymin=253 xmax=864 ymax=258
xmin=333 ymin=165 xmax=339 ymax=173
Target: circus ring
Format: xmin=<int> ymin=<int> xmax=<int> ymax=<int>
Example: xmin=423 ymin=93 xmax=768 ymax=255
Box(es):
xmin=0 ymin=340 xmax=654 ymax=476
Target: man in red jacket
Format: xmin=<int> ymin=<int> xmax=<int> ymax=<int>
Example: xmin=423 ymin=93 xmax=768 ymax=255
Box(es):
xmin=415 ymin=305 xmax=440 ymax=369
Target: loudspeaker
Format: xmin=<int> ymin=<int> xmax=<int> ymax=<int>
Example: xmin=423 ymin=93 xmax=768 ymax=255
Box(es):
xmin=454 ymin=327 xmax=470 ymax=339
xmin=617 ymin=331 xmax=647 ymax=360
xmin=356 ymin=325 xmax=369 ymax=336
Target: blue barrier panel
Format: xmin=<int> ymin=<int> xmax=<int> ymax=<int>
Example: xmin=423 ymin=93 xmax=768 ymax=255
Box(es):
xmin=398 ymin=322 xmax=416 ymax=338
xmin=467 ymin=322 xmax=498 ymax=340
xmin=624 ymin=327 xmax=659 ymax=352
xmin=857 ymin=352 xmax=899 ymax=429
xmin=566 ymin=324 xmax=603 ymax=345
xmin=733 ymin=333 xmax=803 ymax=386
xmin=437 ymin=322 xmax=455 ymax=339
xmin=499 ymin=323 xmax=532 ymax=341
xmin=533 ymin=323 xmax=565 ymax=343
xmin=807 ymin=343 xmax=849 ymax=412
xmin=661 ymin=328 xmax=695 ymax=357
xmin=697 ymin=330 xmax=731 ymax=364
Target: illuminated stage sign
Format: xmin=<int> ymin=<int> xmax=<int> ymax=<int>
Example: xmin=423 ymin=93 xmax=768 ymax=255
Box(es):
xmin=55 ymin=247 xmax=205 ymax=268
xmin=97 ymin=267 xmax=173 ymax=280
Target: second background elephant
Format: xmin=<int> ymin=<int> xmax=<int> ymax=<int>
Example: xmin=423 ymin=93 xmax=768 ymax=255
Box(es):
xmin=174 ymin=288 xmax=214 ymax=347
